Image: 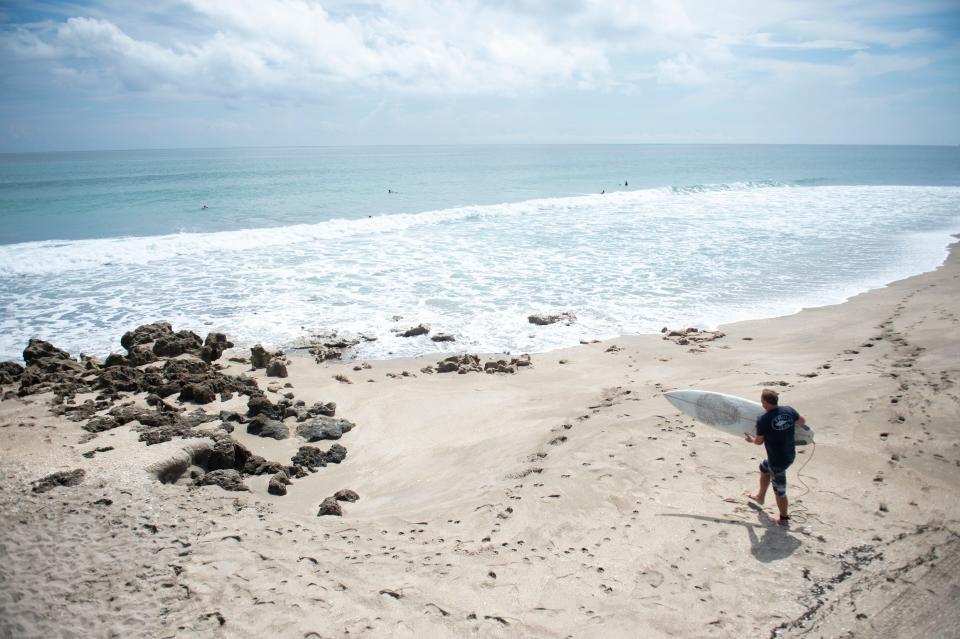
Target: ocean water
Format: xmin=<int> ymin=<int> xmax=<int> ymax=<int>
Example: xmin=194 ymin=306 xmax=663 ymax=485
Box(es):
xmin=0 ymin=145 xmax=958 ymax=362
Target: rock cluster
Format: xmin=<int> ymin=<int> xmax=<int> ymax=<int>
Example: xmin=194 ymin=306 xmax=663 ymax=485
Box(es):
xmin=528 ymin=312 xmax=577 ymax=326
xmin=31 ymin=469 xmax=85 ymax=493
xmin=317 ymin=488 xmax=360 ymax=517
xmin=434 ymin=353 xmax=532 ymax=374
xmin=660 ymin=327 xmax=726 ymax=347
xmin=304 ymin=330 xmax=376 ymax=363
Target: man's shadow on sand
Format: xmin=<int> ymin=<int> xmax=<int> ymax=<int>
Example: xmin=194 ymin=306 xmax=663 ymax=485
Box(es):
xmin=659 ymin=502 xmax=801 ymax=563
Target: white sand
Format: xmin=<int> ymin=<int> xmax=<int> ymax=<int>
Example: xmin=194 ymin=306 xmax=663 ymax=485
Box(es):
xmin=1 ymin=243 xmax=959 ymax=638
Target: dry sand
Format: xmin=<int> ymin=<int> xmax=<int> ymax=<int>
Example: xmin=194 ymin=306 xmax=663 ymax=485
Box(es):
xmin=1 ymin=243 xmax=959 ymax=639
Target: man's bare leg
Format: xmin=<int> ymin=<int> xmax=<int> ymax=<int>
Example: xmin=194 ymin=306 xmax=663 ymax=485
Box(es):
xmin=773 ymin=495 xmax=789 ymax=524
xmin=748 ymin=472 xmax=770 ymax=504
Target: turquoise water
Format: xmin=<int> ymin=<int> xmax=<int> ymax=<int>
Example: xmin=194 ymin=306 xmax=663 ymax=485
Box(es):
xmin=0 ymin=145 xmax=958 ymax=362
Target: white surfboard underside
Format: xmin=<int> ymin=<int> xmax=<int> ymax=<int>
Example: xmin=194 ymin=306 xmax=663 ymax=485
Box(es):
xmin=664 ymin=389 xmax=814 ymax=445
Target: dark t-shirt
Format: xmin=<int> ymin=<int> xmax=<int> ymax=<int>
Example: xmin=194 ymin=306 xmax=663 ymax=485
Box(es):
xmin=756 ymin=405 xmax=799 ymax=468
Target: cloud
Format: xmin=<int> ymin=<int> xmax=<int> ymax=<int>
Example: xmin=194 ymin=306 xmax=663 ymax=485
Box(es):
xmin=0 ymin=0 xmax=953 ymax=103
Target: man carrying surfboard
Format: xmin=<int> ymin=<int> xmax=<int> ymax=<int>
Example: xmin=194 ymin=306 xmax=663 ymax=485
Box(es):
xmin=744 ymin=388 xmax=805 ymax=526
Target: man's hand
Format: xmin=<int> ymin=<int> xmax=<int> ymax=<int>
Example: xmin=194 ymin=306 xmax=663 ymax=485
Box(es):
xmin=744 ymin=433 xmax=754 ymax=443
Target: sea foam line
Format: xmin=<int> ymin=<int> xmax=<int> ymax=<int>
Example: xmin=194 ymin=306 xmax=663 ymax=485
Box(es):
xmin=0 ymin=181 xmax=791 ymax=276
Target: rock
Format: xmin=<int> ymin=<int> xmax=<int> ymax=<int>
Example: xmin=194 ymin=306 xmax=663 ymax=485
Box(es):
xmin=247 ymin=394 xmax=279 ymax=418
xmin=250 ymin=344 xmax=273 ymax=369
xmin=317 ymin=496 xmax=342 ymax=516
xmin=243 ymin=455 xmax=286 ymax=476
xmin=308 ymin=401 xmax=336 ymax=417
xmin=291 ymin=444 xmax=348 ymax=468
xmin=246 ymin=415 xmax=289 ymax=440
xmin=121 ymin=322 xmax=173 ymax=350
xmin=296 ymin=416 xmax=355 ymax=441
xmin=82 ymin=416 xmax=121 ymax=433
xmin=219 ymin=410 xmax=245 ymax=423
xmin=23 ymin=339 xmax=73 ymax=366
xmin=268 ymin=471 xmax=291 ymax=495
xmin=178 ymin=382 xmax=217 ymax=404
xmin=527 ymin=312 xmax=576 ymax=326
xmin=334 ymin=488 xmax=359 ymax=502
xmin=206 ymin=438 xmax=238 ymax=470
xmin=31 ymin=469 xmax=85 ymax=493
xmin=325 ymin=443 xmax=348 ymax=464
xmin=436 ymin=354 xmax=481 ymax=374
xmin=96 ymin=366 xmax=147 ymax=393
xmin=0 ymin=361 xmax=25 ymax=385
xmin=103 ymin=353 xmax=127 ymax=368
xmin=430 ymin=333 xmax=455 ymax=342
xmin=200 ymin=469 xmax=249 ymax=492
xmin=201 ymin=332 xmax=234 ymax=363
xmin=152 ymin=330 xmax=203 ymax=358
xmin=398 ymin=324 xmax=430 ymax=337
xmin=266 ymin=358 xmax=288 ymax=378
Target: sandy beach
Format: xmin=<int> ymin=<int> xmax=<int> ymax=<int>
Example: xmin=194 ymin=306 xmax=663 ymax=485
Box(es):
xmin=1 ymin=242 xmax=958 ymax=639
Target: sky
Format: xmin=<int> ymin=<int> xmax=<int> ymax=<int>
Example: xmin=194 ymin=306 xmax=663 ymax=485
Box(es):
xmin=0 ymin=0 xmax=958 ymax=151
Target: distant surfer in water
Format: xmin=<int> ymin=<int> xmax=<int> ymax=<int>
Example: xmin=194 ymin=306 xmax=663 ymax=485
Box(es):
xmin=744 ymin=388 xmax=805 ymax=526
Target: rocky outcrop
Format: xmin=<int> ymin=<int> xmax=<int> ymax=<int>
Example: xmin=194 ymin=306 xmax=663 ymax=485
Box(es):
xmin=296 ymin=416 xmax=355 ymax=441
xmin=31 ymin=469 xmax=85 ymax=493
xmin=266 ymin=358 xmax=288 ymax=378
xmin=431 ymin=333 xmax=456 ymax=342
xmin=200 ymin=469 xmax=249 ymax=492
xmin=121 ymin=322 xmax=173 ymax=350
xmin=152 ymin=330 xmax=203 ymax=358
xmin=23 ymin=338 xmax=73 ymax=366
xmin=317 ymin=496 xmax=342 ymax=516
xmin=249 ymin=344 xmax=274 ymax=369
xmin=528 ymin=312 xmax=576 ymax=326
xmin=201 ymin=332 xmax=233 ymax=363
xmin=334 ymin=488 xmax=359 ymax=502
xmin=268 ymin=471 xmax=291 ymax=496
xmin=397 ymin=324 xmax=430 ymax=337
xmin=291 ymin=443 xmax=347 ymax=469
xmin=436 ymin=353 xmax=532 ymax=375
xmin=0 ymin=361 xmax=25 ymax=385
xmin=661 ymin=327 xmax=726 ymax=347
xmin=246 ymin=415 xmax=289 ymax=440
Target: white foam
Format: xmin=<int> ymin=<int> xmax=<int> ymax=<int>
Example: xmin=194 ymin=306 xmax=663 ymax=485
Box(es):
xmin=1 ymin=184 xmax=958 ymax=362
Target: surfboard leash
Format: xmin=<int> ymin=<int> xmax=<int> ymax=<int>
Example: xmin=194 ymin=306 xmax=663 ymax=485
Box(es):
xmin=790 ymin=441 xmax=818 ymax=525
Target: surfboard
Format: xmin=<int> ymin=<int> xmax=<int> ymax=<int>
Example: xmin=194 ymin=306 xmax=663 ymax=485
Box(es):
xmin=664 ymin=389 xmax=814 ymax=445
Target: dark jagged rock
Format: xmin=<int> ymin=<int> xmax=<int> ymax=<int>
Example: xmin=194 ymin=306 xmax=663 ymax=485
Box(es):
xmin=103 ymin=353 xmax=126 ymax=367
xmin=436 ymin=354 xmax=482 ymax=374
xmin=296 ymin=416 xmax=355 ymax=441
xmin=201 ymin=332 xmax=234 ymax=363
xmin=219 ymin=410 xmax=245 ymax=423
xmin=317 ymin=496 xmax=342 ymax=516
xmin=250 ymin=344 xmax=273 ymax=369
xmin=242 ymin=455 xmax=286 ymax=476
xmin=82 ymin=416 xmax=121 ymax=433
xmin=398 ymin=324 xmax=430 ymax=337
xmin=178 ymin=382 xmax=217 ymax=404
xmin=528 ymin=312 xmax=576 ymax=326
xmin=431 ymin=333 xmax=455 ymax=342
xmin=121 ymin=322 xmax=173 ymax=350
xmin=200 ymin=469 xmax=249 ymax=492
xmin=266 ymin=358 xmax=288 ymax=378
xmin=126 ymin=345 xmax=159 ymax=366
xmin=291 ymin=444 xmax=347 ymax=469
xmin=97 ymin=366 xmax=148 ymax=393
xmin=309 ymin=401 xmax=336 ymax=417
xmin=246 ymin=414 xmax=289 ymax=440
xmin=0 ymin=361 xmax=25 ymax=385
xmin=334 ymin=488 xmax=359 ymax=502
xmin=31 ymin=469 xmax=85 ymax=493
xmin=206 ymin=438 xmax=238 ymax=470
xmin=247 ymin=394 xmax=279 ymax=418
xmin=325 ymin=443 xmax=348 ymax=464
xmin=268 ymin=471 xmax=291 ymax=495
xmin=152 ymin=330 xmax=203 ymax=358
xmin=23 ymin=339 xmax=73 ymax=366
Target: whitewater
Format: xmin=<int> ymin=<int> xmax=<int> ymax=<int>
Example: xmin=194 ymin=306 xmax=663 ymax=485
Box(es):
xmin=1 ymin=182 xmax=958 ymax=362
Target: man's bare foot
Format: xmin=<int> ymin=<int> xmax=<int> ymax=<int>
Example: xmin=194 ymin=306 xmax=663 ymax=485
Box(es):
xmin=769 ymin=514 xmax=789 ymax=526
xmin=746 ymin=493 xmax=765 ymax=505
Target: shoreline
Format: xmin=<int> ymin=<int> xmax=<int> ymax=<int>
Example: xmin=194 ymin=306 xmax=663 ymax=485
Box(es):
xmin=1 ymin=241 xmax=959 ymax=637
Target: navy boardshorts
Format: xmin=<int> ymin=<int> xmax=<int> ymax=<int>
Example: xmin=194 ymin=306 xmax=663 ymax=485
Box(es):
xmin=760 ymin=459 xmax=791 ymax=497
